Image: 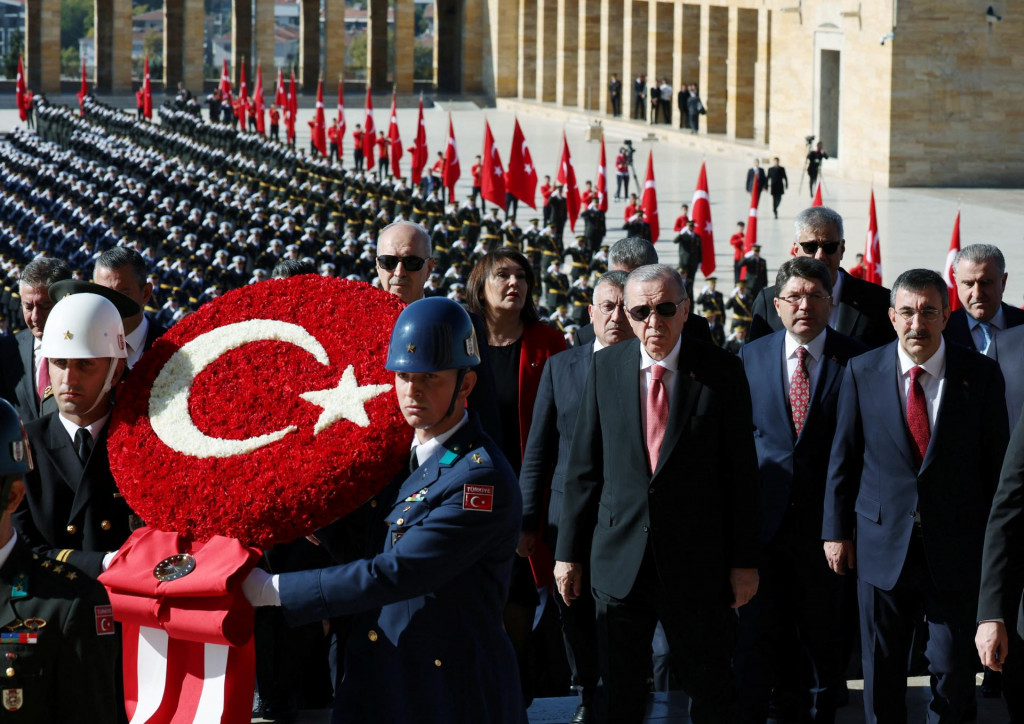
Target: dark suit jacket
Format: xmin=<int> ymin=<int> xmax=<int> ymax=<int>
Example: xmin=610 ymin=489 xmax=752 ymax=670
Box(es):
xmin=739 ymin=328 xmax=867 ymax=544
xmin=745 ymin=167 xmax=767 ymax=196
xmin=574 ymin=313 xmax=712 ymax=347
xmin=978 ymin=404 xmax=1024 ymax=634
xmin=997 ymin=324 xmax=1024 ymax=432
xmin=766 ymin=166 xmax=788 ymax=196
xmin=822 ymin=342 xmax=1008 ymax=594
xmin=10 ymin=328 xmax=42 ymax=424
xmin=942 ymin=303 xmax=1024 ymax=353
xmin=749 ymin=268 xmax=896 ymax=349
xmin=555 ymin=337 xmax=760 ymax=603
xmin=13 ymin=414 xmax=136 ymax=578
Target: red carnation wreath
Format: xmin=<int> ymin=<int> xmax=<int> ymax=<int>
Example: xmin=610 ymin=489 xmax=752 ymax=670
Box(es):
xmin=108 ymin=276 xmax=410 ymax=549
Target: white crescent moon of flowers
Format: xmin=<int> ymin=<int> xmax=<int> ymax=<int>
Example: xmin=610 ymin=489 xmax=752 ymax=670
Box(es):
xmin=149 ymin=320 xmax=338 ymax=458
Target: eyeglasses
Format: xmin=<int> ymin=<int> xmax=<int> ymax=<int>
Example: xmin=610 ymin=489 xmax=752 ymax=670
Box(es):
xmin=798 ymin=241 xmax=842 ymax=255
xmin=895 ymin=307 xmax=944 ymax=321
xmin=377 ymin=255 xmax=428 ymax=272
xmin=596 ymin=301 xmax=626 ymax=315
xmin=778 ymin=293 xmax=831 ymax=306
xmin=626 ymin=300 xmax=686 ymax=322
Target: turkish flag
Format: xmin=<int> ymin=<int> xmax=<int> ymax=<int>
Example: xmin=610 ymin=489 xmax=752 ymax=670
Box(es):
xmin=363 ymin=87 xmax=376 ymax=171
xmin=743 ymin=174 xmax=758 ymax=253
xmin=691 ymin=163 xmax=715 ymax=277
xmin=812 ymin=181 xmax=823 ymax=207
xmin=443 ymin=114 xmax=461 ymax=198
xmin=220 ymin=59 xmax=231 ymax=99
xmin=76 ymin=59 xmax=88 ymax=115
xmin=596 ymin=136 xmax=609 ymax=212
xmin=556 ymin=133 xmax=580 ymax=232
xmin=15 ymin=54 xmax=26 ymax=122
xmin=142 ymin=56 xmax=153 ymax=120
xmin=337 ymin=80 xmax=346 ymax=157
xmin=641 ymin=151 xmax=659 ymax=243
xmin=481 ymin=120 xmax=506 ymax=208
xmin=409 ymin=99 xmax=428 ymax=185
xmin=864 ymin=190 xmax=882 ymax=285
xmin=287 ymin=69 xmax=298 ymax=141
xmin=387 ymin=91 xmax=402 ymax=179
xmin=252 ymin=63 xmax=265 ymax=134
xmin=506 ymin=118 xmax=537 ymax=209
xmin=275 ymin=68 xmax=286 ymax=109
xmin=944 ymin=209 xmax=962 ymax=312
xmin=311 ymin=79 xmax=327 ymax=156
xmin=237 ymin=62 xmax=248 ymax=131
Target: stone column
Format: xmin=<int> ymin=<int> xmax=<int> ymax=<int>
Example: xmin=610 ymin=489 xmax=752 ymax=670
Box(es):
xmin=324 ymin=0 xmax=346 ymax=88
xmin=254 ymin=0 xmax=275 ymax=90
xmin=300 ymin=0 xmax=320 ymax=90
xmin=367 ymin=0 xmax=388 ymax=89
xmin=727 ymin=7 xmax=757 ymax=139
xmin=182 ymin=0 xmax=204 ymax=93
xmin=485 ymin=0 xmax=518 ymax=97
xmin=461 ymin=0 xmax=483 ymax=92
xmin=232 ymin=0 xmax=253 ymax=88
xmin=94 ymin=0 xmax=132 ymax=93
xmin=678 ymin=3 xmax=700 ymax=90
xmin=577 ymin=0 xmax=600 ymax=110
xmin=753 ymin=9 xmax=771 ymax=144
xmin=598 ymin=0 xmax=623 ymax=114
xmin=622 ymin=0 xmax=648 ymax=119
xmin=163 ymin=0 xmax=183 ymax=90
xmin=518 ymin=0 xmax=538 ymax=99
xmin=394 ymin=0 xmax=415 ymax=92
xmin=647 ymin=0 xmax=672 ymax=122
xmin=535 ymin=0 xmax=557 ymax=101
xmin=700 ymin=4 xmax=728 ymax=134
xmin=556 ymin=0 xmax=578 ymax=106
xmin=25 ymin=0 xmax=61 ymax=93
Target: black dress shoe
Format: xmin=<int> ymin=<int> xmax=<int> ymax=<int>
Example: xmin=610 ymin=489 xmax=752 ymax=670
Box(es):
xmin=569 ymin=704 xmax=590 ymax=724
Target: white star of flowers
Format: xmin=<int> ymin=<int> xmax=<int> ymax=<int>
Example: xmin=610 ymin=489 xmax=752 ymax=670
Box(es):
xmin=300 ymin=365 xmax=392 ymax=434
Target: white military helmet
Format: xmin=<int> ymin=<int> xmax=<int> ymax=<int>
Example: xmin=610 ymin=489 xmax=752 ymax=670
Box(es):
xmin=41 ymin=293 xmax=127 ymax=360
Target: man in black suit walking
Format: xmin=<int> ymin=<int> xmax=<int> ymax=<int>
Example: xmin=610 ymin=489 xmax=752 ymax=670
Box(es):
xmin=555 ymin=264 xmax=760 ymax=723
xmin=749 ymin=206 xmax=895 ymax=349
xmin=745 ymin=159 xmax=767 ymax=206
xmin=765 ymin=157 xmax=788 ymax=219
xmin=944 ymin=243 xmax=1024 ymax=359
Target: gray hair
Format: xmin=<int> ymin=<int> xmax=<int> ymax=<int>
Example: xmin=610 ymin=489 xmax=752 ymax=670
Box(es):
xmin=794 ymin=206 xmax=844 ymax=242
xmin=953 ymin=244 xmax=1005 ymax=277
xmin=775 ymin=258 xmax=833 ymax=296
xmin=609 ymin=237 xmax=658 ymax=271
xmin=625 ymin=264 xmax=687 ymax=302
xmin=96 ymin=247 xmax=149 ymax=287
xmin=20 ymin=257 xmax=71 ymax=290
xmin=379 ymin=220 xmax=432 ymax=256
xmin=594 ymin=269 xmax=629 ymax=294
xmin=890 ymin=268 xmax=949 ymax=309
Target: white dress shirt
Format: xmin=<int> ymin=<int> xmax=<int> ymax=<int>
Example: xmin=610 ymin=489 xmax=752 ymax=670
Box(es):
xmin=639 ymin=336 xmax=682 ymax=441
xmin=896 ymin=337 xmax=946 ymax=431
xmin=783 ymin=329 xmax=827 ymax=397
xmin=412 ymin=411 xmax=469 ymax=467
xmin=58 ymin=411 xmax=111 ymax=446
xmin=124 ymin=316 xmax=150 ymax=368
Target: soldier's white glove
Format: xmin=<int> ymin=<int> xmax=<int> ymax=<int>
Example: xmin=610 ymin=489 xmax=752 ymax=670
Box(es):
xmin=242 ymin=568 xmax=281 ymax=607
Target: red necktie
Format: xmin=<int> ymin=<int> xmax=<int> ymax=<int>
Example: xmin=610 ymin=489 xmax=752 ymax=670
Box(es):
xmin=907 ymin=366 xmax=930 ymax=466
xmin=790 ymin=346 xmax=810 ymax=436
xmin=36 ymin=354 xmax=50 ymax=401
xmin=646 ymin=365 xmax=669 ymax=473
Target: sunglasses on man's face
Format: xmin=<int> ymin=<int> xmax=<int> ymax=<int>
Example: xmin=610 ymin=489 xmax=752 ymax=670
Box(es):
xmin=798 ymin=241 xmax=841 ymax=255
xmin=626 ymin=301 xmax=686 ymax=322
xmin=377 ymin=255 xmax=428 ymax=272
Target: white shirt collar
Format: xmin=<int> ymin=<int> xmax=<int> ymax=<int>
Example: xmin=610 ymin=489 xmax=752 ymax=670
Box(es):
xmin=124 ymin=316 xmax=149 ymax=366
xmin=592 ymin=338 xmax=605 ymax=353
xmin=59 ymin=411 xmax=111 ymax=445
xmin=0 ymin=529 xmax=17 ymax=571
xmin=413 ymin=411 xmax=469 ymax=467
xmin=896 ymin=336 xmax=946 ymax=380
xmin=639 ymin=335 xmax=682 ymax=373
xmin=785 ymin=328 xmax=827 ymax=362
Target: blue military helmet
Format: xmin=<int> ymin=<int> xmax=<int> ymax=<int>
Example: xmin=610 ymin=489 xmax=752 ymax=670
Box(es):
xmin=0 ymin=398 xmax=31 ymax=479
xmin=386 ymin=297 xmax=481 ymax=373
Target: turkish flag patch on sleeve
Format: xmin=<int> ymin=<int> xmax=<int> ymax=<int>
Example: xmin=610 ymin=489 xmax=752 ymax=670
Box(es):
xmin=95 ymin=605 xmax=115 ymax=635
xmin=463 ymin=485 xmax=494 ymax=511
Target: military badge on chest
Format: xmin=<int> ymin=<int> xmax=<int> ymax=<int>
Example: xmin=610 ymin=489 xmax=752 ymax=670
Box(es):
xmin=3 ymin=687 xmax=23 ymax=711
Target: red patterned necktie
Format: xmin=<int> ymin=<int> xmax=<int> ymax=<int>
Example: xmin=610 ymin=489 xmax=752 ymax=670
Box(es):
xmin=645 ymin=365 xmax=669 ymax=473
xmin=790 ymin=346 xmax=810 ymax=436
xmin=36 ymin=354 xmax=50 ymax=401
xmin=907 ymin=365 xmax=930 ymax=466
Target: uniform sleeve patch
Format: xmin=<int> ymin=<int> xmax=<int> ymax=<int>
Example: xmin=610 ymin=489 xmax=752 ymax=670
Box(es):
xmin=462 ymin=485 xmax=494 ymax=511
xmin=95 ymin=605 xmax=115 ymax=636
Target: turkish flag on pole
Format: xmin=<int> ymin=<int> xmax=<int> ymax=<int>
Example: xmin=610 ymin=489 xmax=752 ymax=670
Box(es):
xmin=362 ymin=87 xmax=376 ymax=171
xmin=253 ymin=64 xmax=265 ymax=134
xmin=275 ymin=69 xmax=286 ymax=109
xmin=142 ymin=57 xmax=153 ymax=119
xmin=864 ymin=190 xmax=883 ymax=285
xmin=16 ymin=55 xmax=27 ymax=122
xmin=443 ymin=114 xmax=461 ymax=198
xmin=387 ymin=90 xmax=403 ymax=179
xmin=596 ymin=135 xmax=609 ymax=212
xmin=743 ymin=174 xmax=758 ymax=252
xmin=691 ymin=163 xmax=716 ymax=277
xmin=337 ymin=81 xmax=346 ymax=158
xmin=641 ymin=151 xmax=659 ymax=243
xmin=220 ymin=59 xmax=231 ymax=99
xmin=812 ymin=181 xmax=823 ymax=207
xmin=557 ymin=133 xmax=581 ymax=232
xmin=506 ymin=118 xmax=537 ymax=209
xmin=409 ymin=98 xmax=428 ymax=185
xmin=481 ymin=120 xmax=507 ymax=208
xmin=312 ymin=79 xmax=327 ymax=156
xmin=237 ymin=62 xmax=248 ymax=131
xmin=944 ymin=209 xmax=962 ymax=312
xmin=286 ymin=70 xmax=297 ymax=143
xmin=76 ymin=59 xmax=88 ymax=115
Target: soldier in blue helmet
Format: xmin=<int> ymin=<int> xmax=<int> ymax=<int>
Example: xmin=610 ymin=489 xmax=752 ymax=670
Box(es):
xmin=245 ymin=296 xmax=527 ymax=724
xmin=0 ymin=398 xmax=119 ymax=721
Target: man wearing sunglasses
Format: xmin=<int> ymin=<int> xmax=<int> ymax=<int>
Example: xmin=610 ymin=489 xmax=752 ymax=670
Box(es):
xmin=748 ymin=206 xmax=895 ymax=349
xmin=556 ymin=264 xmax=759 ymax=723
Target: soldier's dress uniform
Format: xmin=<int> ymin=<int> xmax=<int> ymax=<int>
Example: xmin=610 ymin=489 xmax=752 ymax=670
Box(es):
xmin=277 ymin=413 xmax=526 ymax=724
xmin=0 ymin=533 xmax=118 ymax=720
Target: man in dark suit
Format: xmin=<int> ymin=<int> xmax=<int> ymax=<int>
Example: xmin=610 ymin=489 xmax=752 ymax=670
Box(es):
xmin=520 ymin=270 xmax=633 ymax=724
xmin=739 ymin=245 xmax=768 ymax=299
xmin=765 ymin=157 xmax=788 ymax=219
xmin=555 ymin=264 xmax=760 ymax=723
xmin=609 ymin=74 xmax=622 ymax=117
xmin=943 ymin=243 xmax=1024 ymax=359
xmin=823 ymin=269 xmax=1009 ymax=723
xmin=8 ymin=257 xmax=71 ymax=425
xmin=996 ymin=324 xmax=1024 ymax=433
xmin=749 ymin=206 xmax=895 ymax=348
xmin=745 ymin=159 xmax=767 ymax=206
xmin=737 ymin=258 xmax=867 ymax=723
xmin=674 ymin=219 xmax=701 ymax=296
xmin=93 ymin=247 xmax=168 ymax=368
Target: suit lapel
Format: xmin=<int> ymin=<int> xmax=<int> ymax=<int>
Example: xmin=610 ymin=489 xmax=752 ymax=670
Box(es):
xmin=767 ymin=333 xmax=796 ymax=440
xmin=613 ymin=340 xmax=646 ymax=469
xmin=67 ymin=423 xmax=111 ymax=523
xmin=40 ymin=414 xmax=83 ymax=493
xmin=920 ymin=346 xmax=963 ymax=472
xmin=865 ymin=346 xmax=917 ymax=468
xmin=801 ymin=329 xmax=844 ymax=438
xmin=654 ymin=343 xmax=702 ymax=477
